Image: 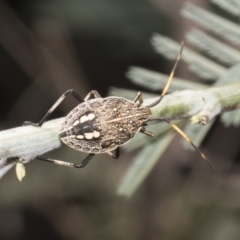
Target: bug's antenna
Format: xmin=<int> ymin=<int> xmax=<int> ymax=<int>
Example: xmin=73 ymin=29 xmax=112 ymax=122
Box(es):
xmin=142 ymin=42 xmax=213 ymax=170
xmin=146 ymin=41 xmax=184 ymax=108
xmin=166 ymin=120 xmax=215 ymax=171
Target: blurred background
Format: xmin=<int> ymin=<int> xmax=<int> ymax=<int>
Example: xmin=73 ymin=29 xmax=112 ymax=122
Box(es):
xmin=1 ymin=0 xmax=240 ymax=239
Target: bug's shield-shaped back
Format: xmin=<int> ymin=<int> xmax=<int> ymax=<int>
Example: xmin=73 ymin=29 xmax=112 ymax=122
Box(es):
xmin=60 ymin=97 xmax=151 ymax=154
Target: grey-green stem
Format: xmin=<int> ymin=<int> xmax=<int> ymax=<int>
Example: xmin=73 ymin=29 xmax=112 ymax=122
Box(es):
xmin=1 ymin=82 xmax=240 ymax=179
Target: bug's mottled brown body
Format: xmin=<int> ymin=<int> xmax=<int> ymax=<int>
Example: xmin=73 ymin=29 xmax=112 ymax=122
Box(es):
xmin=60 ymin=97 xmax=151 ymax=154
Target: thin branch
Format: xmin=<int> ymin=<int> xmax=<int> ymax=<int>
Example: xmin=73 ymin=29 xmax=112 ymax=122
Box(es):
xmin=0 ymin=118 xmax=63 ymax=178
xmin=147 ymin=82 xmax=240 ymax=124
xmin=1 ymin=82 xmax=240 ymax=179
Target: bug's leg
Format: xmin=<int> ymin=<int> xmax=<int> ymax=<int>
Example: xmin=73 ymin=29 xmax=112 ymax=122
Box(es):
xmin=139 ymin=127 xmax=154 ymax=137
xmin=84 ymin=90 xmax=102 ymax=101
xmin=23 ymin=89 xmax=85 ymax=127
xmin=132 ymin=91 xmax=143 ymax=106
xmin=165 ymin=120 xmax=215 ymax=171
xmin=74 ymin=154 xmax=95 ymax=168
xmin=106 ymin=147 xmax=120 ymax=159
xmin=25 ymin=154 xmax=95 ymax=168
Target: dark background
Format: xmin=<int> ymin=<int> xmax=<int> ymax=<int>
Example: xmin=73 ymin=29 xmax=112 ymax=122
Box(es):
xmin=1 ymin=0 xmax=240 ymax=240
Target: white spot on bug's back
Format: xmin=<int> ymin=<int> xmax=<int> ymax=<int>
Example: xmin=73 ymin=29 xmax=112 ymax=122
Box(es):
xmin=88 ymin=113 xmax=95 ymax=120
xmin=80 ymin=115 xmax=88 ymax=123
xmin=93 ymin=131 xmax=100 ymax=138
xmin=84 ymin=132 xmax=93 ymax=140
xmin=73 ymin=120 xmax=79 ymax=126
xmin=76 ymin=135 xmax=84 ymax=139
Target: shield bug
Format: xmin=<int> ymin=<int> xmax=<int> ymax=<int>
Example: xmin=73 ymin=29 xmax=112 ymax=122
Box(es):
xmin=23 ymin=42 xmax=214 ymax=170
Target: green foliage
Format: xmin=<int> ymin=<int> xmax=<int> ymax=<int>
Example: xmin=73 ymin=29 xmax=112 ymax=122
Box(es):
xmin=113 ymin=1 xmax=240 ymax=197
